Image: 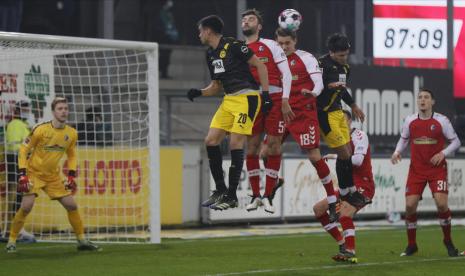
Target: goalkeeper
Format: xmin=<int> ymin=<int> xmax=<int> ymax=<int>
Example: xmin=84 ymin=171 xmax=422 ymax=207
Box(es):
xmin=6 ymin=97 xmax=101 ymax=253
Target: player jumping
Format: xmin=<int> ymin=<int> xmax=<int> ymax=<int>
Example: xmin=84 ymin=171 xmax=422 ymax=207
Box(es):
xmin=274 ymin=27 xmax=338 ymax=221
xmin=241 ymin=9 xmax=293 ymax=214
xmin=187 ymin=15 xmax=268 ymax=210
xmin=318 ymin=33 xmax=367 ymax=208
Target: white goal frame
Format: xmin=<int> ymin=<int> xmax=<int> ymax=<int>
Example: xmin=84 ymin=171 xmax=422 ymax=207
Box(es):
xmin=0 ymin=32 xmax=160 ymax=244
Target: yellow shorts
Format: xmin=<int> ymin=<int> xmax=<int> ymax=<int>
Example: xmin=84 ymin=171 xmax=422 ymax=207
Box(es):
xmin=26 ymin=172 xmax=70 ymax=200
xmin=210 ymin=91 xmax=261 ymax=135
xmin=318 ymin=110 xmax=350 ymax=148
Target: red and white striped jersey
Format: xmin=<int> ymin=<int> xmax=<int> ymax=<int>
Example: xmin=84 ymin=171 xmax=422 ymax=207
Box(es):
xmin=287 ymin=50 xmax=321 ymax=95
xmin=247 ymin=38 xmax=287 ymax=88
xmin=400 ymin=112 xmax=458 ymax=174
xmin=350 ymin=128 xmax=373 ymax=180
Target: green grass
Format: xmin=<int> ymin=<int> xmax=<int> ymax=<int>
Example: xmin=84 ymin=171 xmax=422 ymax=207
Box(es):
xmin=1 ymin=226 xmax=464 ymax=276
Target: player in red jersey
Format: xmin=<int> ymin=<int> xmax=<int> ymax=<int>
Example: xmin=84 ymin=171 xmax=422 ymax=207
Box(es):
xmin=266 ymin=27 xmax=338 ymax=221
xmin=241 ymin=9 xmax=293 ymax=213
xmin=313 ymin=110 xmax=375 ymax=263
xmin=391 ymin=88 xmax=461 ymax=257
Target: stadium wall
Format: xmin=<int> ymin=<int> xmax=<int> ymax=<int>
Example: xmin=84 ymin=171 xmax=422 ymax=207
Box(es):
xmin=205 ymin=158 xmax=465 ymax=224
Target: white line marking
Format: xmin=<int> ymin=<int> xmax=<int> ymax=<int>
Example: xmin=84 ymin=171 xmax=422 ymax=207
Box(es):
xmin=207 ymin=257 xmax=464 ymax=276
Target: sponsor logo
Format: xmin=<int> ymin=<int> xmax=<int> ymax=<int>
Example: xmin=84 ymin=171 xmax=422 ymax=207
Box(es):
xmin=413 ymin=136 xmax=437 ymax=145
xmin=24 ymin=64 xmax=50 ymax=120
xmin=0 ymin=74 xmax=18 ymax=93
xmin=212 ymin=59 xmax=225 ymax=74
xmin=373 ymin=166 xmax=401 ymax=191
xmin=44 ymin=144 xmax=65 ymax=152
xmin=259 ymin=57 xmax=269 ymax=63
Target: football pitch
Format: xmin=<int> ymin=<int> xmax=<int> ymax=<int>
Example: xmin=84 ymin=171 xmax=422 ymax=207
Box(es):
xmin=1 ymin=226 xmax=464 ymax=276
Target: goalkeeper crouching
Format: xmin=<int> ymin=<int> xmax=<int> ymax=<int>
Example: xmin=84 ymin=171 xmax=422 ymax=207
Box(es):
xmin=6 ymin=97 xmax=101 ymax=253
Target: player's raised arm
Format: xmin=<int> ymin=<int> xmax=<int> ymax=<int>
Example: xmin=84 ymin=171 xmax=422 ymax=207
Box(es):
xmin=188 ymin=80 xmax=223 ymax=101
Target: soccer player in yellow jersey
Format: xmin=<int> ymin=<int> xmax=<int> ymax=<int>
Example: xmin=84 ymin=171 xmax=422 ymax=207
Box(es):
xmin=6 ymin=97 xmax=101 ymax=253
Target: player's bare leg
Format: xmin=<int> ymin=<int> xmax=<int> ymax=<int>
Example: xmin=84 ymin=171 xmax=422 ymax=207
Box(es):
xmin=6 ymin=194 xmax=35 ymax=253
xmin=59 ymin=195 xmax=101 ymax=251
xmin=433 ymin=193 xmax=459 ymax=257
xmin=246 ymin=134 xmax=263 ymax=211
xmin=308 ymin=148 xmax=338 ymax=222
xmin=202 ymin=128 xmax=228 ymax=207
xmin=401 ymin=195 xmax=420 ymax=256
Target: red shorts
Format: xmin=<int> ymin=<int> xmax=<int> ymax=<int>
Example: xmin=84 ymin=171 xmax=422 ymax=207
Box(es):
xmin=405 ymin=169 xmax=448 ymax=196
xmin=353 ymin=175 xmax=375 ymax=200
xmin=286 ymin=94 xmax=319 ymax=149
xmin=252 ymin=93 xmax=285 ymax=136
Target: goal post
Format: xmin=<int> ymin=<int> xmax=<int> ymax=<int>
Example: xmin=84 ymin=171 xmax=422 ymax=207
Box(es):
xmin=0 ymin=32 xmax=160 ymax=243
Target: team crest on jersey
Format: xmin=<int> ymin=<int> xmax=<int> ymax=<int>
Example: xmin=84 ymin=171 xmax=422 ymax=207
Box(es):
xmin=224 ymin=43 xmax=229 ymax=50
xmin=64 ymin=134 xmax=69 ymax=141
xmin=290 ymin=59 xmax=296 ymax=66
xmin=219 ymin=50 xmax=226 ymax=58
xmin=430 ymin=124 xmax=436 ymax=131
xmin=241 ymin=45 xmax=249 ymax=53
xmin=258 ymin=45 xmax=264 ymax=52
xmin=23 ymin=137 xmax=31 ymax=145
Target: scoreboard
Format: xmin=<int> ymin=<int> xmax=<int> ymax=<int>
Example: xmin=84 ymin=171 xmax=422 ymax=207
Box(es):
xmin=372 ymin=0 xmax=465 ymax=98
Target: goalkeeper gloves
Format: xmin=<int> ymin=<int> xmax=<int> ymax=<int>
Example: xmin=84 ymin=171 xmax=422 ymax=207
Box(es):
xmin=18 ymin=169 xmax=31 ymax=193
xmin=65 ymin=170 xmax=77 ymax=195
xmin=187 ymin=88 xmax=202 ymax=102
xmin=261 ymin=91 xmax=273 ymax=116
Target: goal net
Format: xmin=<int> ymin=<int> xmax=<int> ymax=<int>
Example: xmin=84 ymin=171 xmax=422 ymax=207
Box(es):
xmin=0 ymin=32 xmax=160 ymax=243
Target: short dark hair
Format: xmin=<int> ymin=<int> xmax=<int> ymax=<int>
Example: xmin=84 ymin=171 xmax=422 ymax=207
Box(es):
xmin=275 ymin=27 xmax=297 ymax=40
xmin=51 ymin=97 xmax=68 ymax=111
xmin=419 ymin=88 xmax=435 ymax=99
xmin=327 ymin=33 xmax=351 ymax=52
xmin=241 ymin=9 xmax=263 ymax=25
xmin=198 ymin=15 xmax=224 ymax=34
xmin=342 ymin=109 xmax=352 ymax=120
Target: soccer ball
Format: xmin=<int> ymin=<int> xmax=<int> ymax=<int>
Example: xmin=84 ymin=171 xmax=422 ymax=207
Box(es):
xmin=278 ymin=9 xmax=302 ymax=31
